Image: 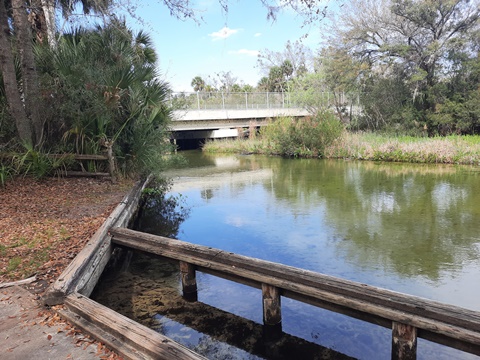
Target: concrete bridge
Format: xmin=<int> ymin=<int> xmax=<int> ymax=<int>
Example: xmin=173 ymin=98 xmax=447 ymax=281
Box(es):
xmin=168 ymin=91 xmax=358 ymax=147
xmin=169 ymin=92 xmax=310 ymax=144
xmin=171 ymin=107 xmax=310 ymax=140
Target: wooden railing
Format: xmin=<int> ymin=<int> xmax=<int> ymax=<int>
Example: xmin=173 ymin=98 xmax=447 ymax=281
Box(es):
xmin=0 ymin=152 xmax=115 ymax=179
xmin=109 ymin=227 xmax=480 ymax=360
xmin=50 ymin=152 xmax=115 ymax=179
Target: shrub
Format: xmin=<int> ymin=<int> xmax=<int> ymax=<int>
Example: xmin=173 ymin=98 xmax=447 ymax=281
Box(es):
xmin=260 ymin=112 xmax=344 ymax=157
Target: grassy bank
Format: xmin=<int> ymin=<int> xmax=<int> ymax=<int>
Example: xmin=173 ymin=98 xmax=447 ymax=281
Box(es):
xmin=203 ymin=132 xmax=480 ymax=165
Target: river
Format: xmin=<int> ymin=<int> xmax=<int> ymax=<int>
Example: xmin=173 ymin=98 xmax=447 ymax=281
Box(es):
xmin=92 ymin=150 xmax=480 ymax=359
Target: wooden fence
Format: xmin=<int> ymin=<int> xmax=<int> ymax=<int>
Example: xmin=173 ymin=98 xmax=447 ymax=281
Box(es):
xmin=0 ymin=151 xmax=115 ymax=179
xmin=50 ymin=152 xmax=115 ymax=179
xmin=109 ymin=227 xmax=480 ymax=360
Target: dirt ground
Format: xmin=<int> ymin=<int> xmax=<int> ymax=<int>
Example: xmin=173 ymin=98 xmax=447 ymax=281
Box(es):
xmin=0 ymin=176 xmax=134 ymax=360
xmin=0 ymin=177 xmax=133 ymax=290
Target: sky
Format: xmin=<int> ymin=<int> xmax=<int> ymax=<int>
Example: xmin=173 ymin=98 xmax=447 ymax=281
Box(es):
xmin=122 ymin=1 xmax=327 ymax=92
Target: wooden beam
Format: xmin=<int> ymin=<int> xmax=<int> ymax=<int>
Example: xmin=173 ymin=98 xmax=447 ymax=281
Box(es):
xmin=392 ymin=322 xmax=417 ymax=360
xmin=109 ymin=227 xmax=480 ymax=356
xmin=64 ymin=292 xmax=207 ymax=360
xmin=60 ymin=171 xmax=110 ymax=177
xmin=49 ymin=153 xmax=109 ymax=161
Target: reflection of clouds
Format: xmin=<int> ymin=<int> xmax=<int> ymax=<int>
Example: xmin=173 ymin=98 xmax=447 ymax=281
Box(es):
xmin=225 ymin=215 xmax=250 ymax=227
xmin=371 ymin=192 xmax=396 ymax=213
xmin=213 ymin=156 xmax=241 ymax=167
xmin=170 ymin=169 xmax=273 ymax=193
xmin=433 ymin=182 xmax=468 ymax=213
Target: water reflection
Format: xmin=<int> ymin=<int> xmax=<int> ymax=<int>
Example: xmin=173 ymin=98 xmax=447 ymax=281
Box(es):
xmin=161 ymin=153 xmax=480 ymax=301
xmin=108 ymin=151 xmax=480 ymax=360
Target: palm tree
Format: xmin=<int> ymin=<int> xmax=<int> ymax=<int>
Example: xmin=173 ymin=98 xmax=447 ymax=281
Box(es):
xmin=191 ymin=76 xmax=206 ymax=92
xmin=36 ymin=20 xmax=173 ymax=175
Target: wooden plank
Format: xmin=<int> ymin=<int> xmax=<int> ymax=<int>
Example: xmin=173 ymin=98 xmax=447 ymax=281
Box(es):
xmin=60 ymin=171 xmax=111 ymax=177
xmin=392 ymin=322 xmax=417 ymax=360
xmin=42 ymin=178 xmax=150 ymax=306
xmin=109 ymin=228 xmax=480 ymax=355
xmin=64 ymin=292 xmax=207 ymax=360
xmin=109 ymin=228 xmax=480 ymax=329
xmin=49 ymin=153 xmax=109 ymax=161
xmin=58 ymin=307 xmax=151 ymax=360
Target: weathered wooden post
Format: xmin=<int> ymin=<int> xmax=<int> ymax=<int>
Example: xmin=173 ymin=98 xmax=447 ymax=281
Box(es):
xmin=262 ymin=283 xmax=282 ymax=342
xmin=105 ymin=141 xmax=116 ymax=182
xmin=392 ymin=322 xmax=417 ymax=360
xmin=180 ymin=261 xmax=198 ymax=302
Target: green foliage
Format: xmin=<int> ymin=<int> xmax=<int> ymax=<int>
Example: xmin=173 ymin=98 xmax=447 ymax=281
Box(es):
xmin=260 ymin=113 xmax=344 ymax=157
xmin=32 ymin=20 xmax=174 ymax=177
xmin=0 ymin=163 xmax=12 ymax=187
xmin=17 ymin=145 xmax=72 ymax=179
xmin=324 ymin=0 xmax=480 ymax=134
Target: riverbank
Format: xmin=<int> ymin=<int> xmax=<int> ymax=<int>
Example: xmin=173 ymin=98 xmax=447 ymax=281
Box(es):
xmin=203 ymin=132 xmax=480 ymax=165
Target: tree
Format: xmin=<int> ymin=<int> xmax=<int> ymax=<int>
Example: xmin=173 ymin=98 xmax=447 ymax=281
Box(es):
xmin=257 ymin=40 xmax=313 ymax=79
xmin=1 ymin=0 xmax=334 ymax=154
xmin=0 ymin=0 xmax=31 ymax=145
xmin=332 ymin=0 xmax=480 ymax=131
xmin=34 ymin=20 xmax=174 ymax=174
xmin=0 ymin=0 xmax=115 ymax=148
xmin=214 ymin=71 xmax=238 ymax=93
xmin=191 ymin=76 xmax=206 ymax=92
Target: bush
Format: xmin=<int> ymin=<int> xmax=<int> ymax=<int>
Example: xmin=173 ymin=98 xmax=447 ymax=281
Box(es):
xmin=260 ymin=112 xmax=344 ymax=157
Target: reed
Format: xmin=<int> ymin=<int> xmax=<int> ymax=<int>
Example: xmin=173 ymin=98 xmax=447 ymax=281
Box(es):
xmin=203 ymin=128 xmax=480 ymax=165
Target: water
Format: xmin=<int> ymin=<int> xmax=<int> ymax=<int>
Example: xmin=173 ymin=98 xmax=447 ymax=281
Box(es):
xmin=93 ymin=150 xmax=480 ymax=359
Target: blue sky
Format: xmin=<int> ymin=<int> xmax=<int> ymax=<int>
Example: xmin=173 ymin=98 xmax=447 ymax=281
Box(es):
xmin=125 ymin=1 xmax=325 ymax=92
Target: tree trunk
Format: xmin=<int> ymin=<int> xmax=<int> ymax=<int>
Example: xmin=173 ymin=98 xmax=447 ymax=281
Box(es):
xmin=40 ymin=0 xmax=57 ymax=48
xmin=11 ymin=0 xmax=44 ymax=147
xmin=0 ymin=0 xmax=33 ymax=145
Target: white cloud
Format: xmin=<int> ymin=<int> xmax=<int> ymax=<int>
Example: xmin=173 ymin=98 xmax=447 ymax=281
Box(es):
xmin=254 ymin=33 xmax=262 ymax=37
xmin=228 ymin=49 xmax=260 ymax=57
xmin=209 ymin=26 xmax=240 ymax=41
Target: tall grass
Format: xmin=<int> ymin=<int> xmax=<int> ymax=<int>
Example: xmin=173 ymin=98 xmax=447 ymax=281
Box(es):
xmin=326 ymin=133 xmax=480 ymax=165
xmin=203 ymin=124 xmax=480 ymax=165
xmin=204 ymin=113 xmax=344 ymax=158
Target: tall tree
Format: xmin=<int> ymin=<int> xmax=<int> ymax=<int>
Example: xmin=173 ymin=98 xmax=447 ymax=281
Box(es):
xmin=0 ymin=0 xmax=31 ymax=144
xmin=191 ymin=76 xmax=206 ymax=92
xmin=333 ymin=0 xmax=480 ymax=117
xmin=257 ymin=40 xmax=313 ymax=79
xmin=12 ymin=0 xmax=44 ymax=146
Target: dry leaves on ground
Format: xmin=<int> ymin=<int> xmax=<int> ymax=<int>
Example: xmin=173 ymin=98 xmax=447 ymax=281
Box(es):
xmin=0 ymin=177 xmax=132 ymax=292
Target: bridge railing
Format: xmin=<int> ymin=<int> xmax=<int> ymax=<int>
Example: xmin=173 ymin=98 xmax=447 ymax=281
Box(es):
xmin=169 ymin=91 xmax=360 ymax=114
xmin=169 ymin=92 xmax=297 ymax=111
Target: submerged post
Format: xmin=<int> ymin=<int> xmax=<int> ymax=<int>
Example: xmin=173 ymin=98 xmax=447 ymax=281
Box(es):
xmin=392 ymin=322 xmax=417 ymax=360
xmin=262 ymin=283 xmax=282 ymax=341
xmin=180 ymin=261 xmax=198 ymax=302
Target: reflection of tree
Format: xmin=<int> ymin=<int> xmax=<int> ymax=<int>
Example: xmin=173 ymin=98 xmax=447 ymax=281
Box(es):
xmin=201 ymin=189 xmax=214 ymax=200
xmin=136 ymin=191 xmax=191 ymax=238
xmin=264 ymin=158 xmax=480 ymax=281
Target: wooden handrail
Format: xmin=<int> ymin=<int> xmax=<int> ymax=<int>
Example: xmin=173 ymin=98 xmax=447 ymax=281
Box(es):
xmin=109 ymin=227 xmax=480 ymax=359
